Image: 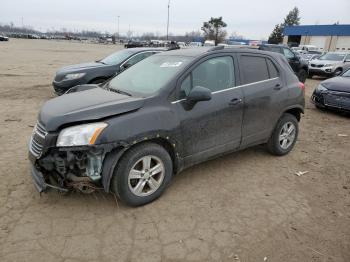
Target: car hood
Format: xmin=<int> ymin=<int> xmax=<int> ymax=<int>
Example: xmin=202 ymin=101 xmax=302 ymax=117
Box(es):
xmin=57 ymin=62 xmax=108 ymax=74
xmin=321 ymin=76 xmax=350 ymax=92
xmin=310 ymin=59 xmax=339 ymax=65
xmin=39 ymin=87 xmax=144 ymax=131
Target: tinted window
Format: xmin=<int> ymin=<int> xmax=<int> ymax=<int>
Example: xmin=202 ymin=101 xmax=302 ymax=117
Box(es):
xmin=241 ymin=55 xmax=269 ymax=84
xmin=266 ymin=59 xmax=279 ymax=78
xmin=179 ymin=56 xmax=235 ymax=98
xmin=283 ymin=48 xmax=295 ymax=59
xmin=125 ymin=52 xmax=154 ymax=67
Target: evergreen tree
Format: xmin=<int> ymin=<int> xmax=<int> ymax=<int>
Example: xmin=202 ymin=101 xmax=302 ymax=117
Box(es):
xmin=268 ymin=7 xmax=301 ymax=44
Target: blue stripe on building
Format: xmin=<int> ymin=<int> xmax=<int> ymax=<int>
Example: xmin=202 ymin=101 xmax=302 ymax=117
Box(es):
xmin=284 ymin=24 xmax=350 ymax=36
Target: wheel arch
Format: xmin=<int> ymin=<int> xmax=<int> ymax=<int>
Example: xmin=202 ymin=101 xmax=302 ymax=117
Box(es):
xmin=284 ymin=107 xmax=303 ymax=122
xmin=101 ymin=138 xmax=180 ymax=193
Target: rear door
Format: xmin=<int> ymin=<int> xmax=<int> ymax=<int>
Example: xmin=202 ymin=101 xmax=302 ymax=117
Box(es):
xmin=238 ymin=54 xmax=285 ymax=147
xmin=171 ymin=54 xmax=243 ymax=166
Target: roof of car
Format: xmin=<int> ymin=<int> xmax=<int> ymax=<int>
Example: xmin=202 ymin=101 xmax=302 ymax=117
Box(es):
xmin=125 ymin=47 xmax=169 ymax=53
xmin=159 ymin=46 xmax=284 ymax=58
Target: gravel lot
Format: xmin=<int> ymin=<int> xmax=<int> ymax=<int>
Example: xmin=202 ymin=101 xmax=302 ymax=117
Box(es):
xmin=0 ymin=39 xmax=349 ymax=262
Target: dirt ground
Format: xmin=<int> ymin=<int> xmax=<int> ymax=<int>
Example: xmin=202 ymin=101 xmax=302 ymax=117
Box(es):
xmin=0 ymin=39 xmax=349 ymax=262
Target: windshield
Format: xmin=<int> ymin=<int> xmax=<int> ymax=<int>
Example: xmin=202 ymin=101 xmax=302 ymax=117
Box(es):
xmin=342 ymin=69 xmax=350 ymax=77
xmin=108 ymin=55 xmax=192 ymax=96
xmin=318 ymin=53 xmax=346 ymax=61
xmin=100 ymin=49 xmax=135 ymax=65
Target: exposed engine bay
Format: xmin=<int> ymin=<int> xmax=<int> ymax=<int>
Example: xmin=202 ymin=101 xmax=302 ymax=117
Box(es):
xmin=37 ymin=148 xmax=105 ymax=193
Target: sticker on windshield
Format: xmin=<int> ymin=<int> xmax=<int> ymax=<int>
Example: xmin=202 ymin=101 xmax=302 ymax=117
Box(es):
xmin=160 ymin=62 xmax=183 ymax=68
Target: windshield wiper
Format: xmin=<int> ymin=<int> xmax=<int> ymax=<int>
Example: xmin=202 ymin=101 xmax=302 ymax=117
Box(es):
xmin=108 ymin=88 xmax=132 ymax=97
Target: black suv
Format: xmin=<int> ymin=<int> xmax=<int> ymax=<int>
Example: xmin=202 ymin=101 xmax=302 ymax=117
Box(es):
xmin=259 ymin=44 xmax=308 ymax=83
xmin=29 ymin=47 xmax=305 ymax=206
xmin=53 ymin=47 xmax=166 ymax=95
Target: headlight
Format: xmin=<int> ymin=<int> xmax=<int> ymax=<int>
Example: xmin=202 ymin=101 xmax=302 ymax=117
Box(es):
xmin=316 ymin=84 xmax=327 ymax=92
xmin=57 ymin=122 xmax=108 ymax=147
xmin=63 ymin=73 xmax=86 ymax=81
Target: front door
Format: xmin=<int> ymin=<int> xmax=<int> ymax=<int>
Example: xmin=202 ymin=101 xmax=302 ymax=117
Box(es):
xmin=171 ymin=55 xmax=244 ymax=166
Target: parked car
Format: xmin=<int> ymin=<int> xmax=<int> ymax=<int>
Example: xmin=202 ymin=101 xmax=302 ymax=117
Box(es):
xmin=29 ymin=46 xmax=304 ymax=206
xmin=0 ymin=35 xmax=9 ymax=41
xmin=124 ymin=41 xmax=144 ymax=48
xmin=52 ymin=47 xmax=166 ymax=95
xmin=308 ymin=52 xmax=350 ymax=78
xmin=311 ymin=68 xmax=350 ymax=113
xmin=298 ymin=45 xmax=321 ymax=55
xmin=258 ymin=44 xmax=308 ymax=83
xmin=300 ymin=53 xmax=321 ymax=63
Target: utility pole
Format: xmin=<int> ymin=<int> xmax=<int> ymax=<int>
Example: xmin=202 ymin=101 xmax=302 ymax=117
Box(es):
xmin=166 ymin=0 xmax=170 ymax=40
xmin=117 ymin=16 xmax=120 ymax=42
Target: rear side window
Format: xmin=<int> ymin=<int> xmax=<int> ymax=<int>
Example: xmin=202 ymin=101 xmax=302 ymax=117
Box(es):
xmin=266 ymin=58 xmax=279 ymax=78
xmin=241 ymin=55 xmax=269 ymax=84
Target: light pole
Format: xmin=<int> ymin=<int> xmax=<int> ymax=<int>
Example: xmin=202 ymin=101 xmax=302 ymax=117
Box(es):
xmin=117 ymin=16 xmax=120 ymax=42
xmin=166 ymin=0 xmax=170 ymax=40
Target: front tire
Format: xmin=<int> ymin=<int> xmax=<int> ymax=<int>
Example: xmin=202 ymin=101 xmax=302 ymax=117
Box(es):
xmin=298 ymin=69 xmax=307 ymax=83
xmin=267 ymin=113 xmax=299 ymax=156
xmin=111 ymin=143 xmax=173 ymax=206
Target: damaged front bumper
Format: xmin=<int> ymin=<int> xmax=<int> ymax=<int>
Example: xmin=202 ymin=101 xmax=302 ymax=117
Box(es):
xmin=28 ymin=127 xmax=126 ymax=194
xmin=29 ymin=146 xmax=107 ymax=194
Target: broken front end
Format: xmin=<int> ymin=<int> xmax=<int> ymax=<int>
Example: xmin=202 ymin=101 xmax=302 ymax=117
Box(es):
xmin=28 ymin=122 xmax=117 ymax=194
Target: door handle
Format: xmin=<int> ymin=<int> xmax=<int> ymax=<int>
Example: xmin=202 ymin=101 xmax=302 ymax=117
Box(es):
xmin=229 ymin=98 xmax=242 ymax=106
xmin=273 ymin=83 xmax=282 ymax=90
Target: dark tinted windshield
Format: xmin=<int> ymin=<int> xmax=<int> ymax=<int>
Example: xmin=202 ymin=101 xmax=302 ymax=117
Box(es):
xmin=318 ymin=53 xmax=346 ymax=61
xmin=100 ymin=49 xmax=135 ymax=65
xmin=108 ymin=55 xmax=192 ymax=96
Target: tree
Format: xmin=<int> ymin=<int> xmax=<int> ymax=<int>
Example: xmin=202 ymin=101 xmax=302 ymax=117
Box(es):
xmin=283 ymin=7 xmax=300 ymax=26
xmin=201 ymin=17 xmax=227 ymax=45
xmin=268 ymin=24 xmax=283 ymax=44
xmin=268 ymin=7 xmax=301 ymax=44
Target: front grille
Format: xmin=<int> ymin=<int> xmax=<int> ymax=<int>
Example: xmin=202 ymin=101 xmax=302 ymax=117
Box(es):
xmin=29 ymin=122 xmax=47 ymax=158
xmin=310 ymin=64 xmax=324 ymax=68
xmin=324 ymin=92 xmax=350 ymax=110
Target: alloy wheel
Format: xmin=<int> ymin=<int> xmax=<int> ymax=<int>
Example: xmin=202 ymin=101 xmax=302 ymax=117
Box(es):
xmin=128 ymin=155 xmax=165 ymax=197
xmin=279 ymin=122 xmax=296 ymax=150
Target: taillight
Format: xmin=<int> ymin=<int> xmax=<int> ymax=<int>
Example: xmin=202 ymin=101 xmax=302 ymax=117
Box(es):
xmin=299 ymin=82 xmax=305 ymax=90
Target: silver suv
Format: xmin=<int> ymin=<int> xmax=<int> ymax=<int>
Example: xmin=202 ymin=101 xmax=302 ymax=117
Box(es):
xmin=308 ymin=52 xmax=350 ymax=78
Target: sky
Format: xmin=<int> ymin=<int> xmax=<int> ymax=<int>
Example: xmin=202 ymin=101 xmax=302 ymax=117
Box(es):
xmin=1 ymin=0 xmax=350 ymax=39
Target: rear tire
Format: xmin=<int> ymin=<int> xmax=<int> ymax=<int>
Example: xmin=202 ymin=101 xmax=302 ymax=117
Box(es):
xmin=298 ymin=69 xmax=307 ymax=83
xmin=111 ymin=143 xmax=173 ymax=206
xmin=267 ymin=113 xmax=299 ymax=156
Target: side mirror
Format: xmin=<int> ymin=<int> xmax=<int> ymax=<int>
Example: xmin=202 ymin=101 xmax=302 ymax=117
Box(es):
xmin=186 ymin=86 xmax=212 ymax=103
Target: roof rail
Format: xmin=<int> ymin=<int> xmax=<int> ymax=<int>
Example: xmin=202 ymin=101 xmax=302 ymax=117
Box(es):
xmin=207 ymin=46 xmax=225 ymax=52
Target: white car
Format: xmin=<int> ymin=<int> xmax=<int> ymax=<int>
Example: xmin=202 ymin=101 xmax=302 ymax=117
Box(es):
xmin=308 ymin=52 xmax=350 ymax=78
